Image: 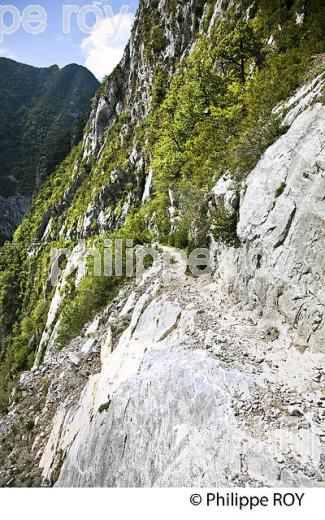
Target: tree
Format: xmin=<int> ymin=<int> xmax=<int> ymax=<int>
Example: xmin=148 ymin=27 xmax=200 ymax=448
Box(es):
xmin=215 ymin=21 xmax=264 ymax=84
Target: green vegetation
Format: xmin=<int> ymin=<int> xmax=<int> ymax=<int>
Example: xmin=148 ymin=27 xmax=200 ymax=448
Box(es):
xmin=111 ymin=315 xmax=132 ymax=339
xmin=146 ymin=1 xmax=325 ymax=249
xmin=275 ymin=182 xmax=287 ymax=198
xmin=25 ymin=420 xmax=34 ymax=432
xmin=0 ymin=0 xmax=325 ymax=413
xmin=0 ymin=58 xmax=98 ymax=200
xmin=209 ymin=207 xmax=240 ymax=247
xmin=56 ymin=273 xmax=121 ymax=349
xmin=98 ymin=401 xmax=111 ymax=413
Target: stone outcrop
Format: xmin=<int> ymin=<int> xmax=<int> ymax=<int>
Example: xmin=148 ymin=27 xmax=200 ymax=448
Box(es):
xmin=36 ymin=76 xmax=324 ymax=488
xmin=14 ymin=246 xmax=321 ymax=488
xmin=212 ymin=74 xmax=325 ymax=353
xmin=0 ymin=194 xmax=31 ymax=243
xmin=76 ymin=0 xmax=234 ymax=238
xmin=31 ymin=247 xmax=322 ymax=487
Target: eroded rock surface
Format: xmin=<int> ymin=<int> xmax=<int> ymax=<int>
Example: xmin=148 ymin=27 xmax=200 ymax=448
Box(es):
xmin=213 ymin=75 xmax=325 ymax=353
xmin=0 ymin=194 xmax=31 ymax=243
xmin=40 ymin=248 xmax=324 ymax=488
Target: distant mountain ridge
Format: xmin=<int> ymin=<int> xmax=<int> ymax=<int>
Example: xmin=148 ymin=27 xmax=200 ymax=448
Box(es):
xmin=0 ymin=57 xmax=99 ymax=243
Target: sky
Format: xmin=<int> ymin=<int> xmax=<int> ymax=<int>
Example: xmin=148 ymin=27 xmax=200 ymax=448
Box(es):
xmin=0 ymin=1 xmax=139 ymax=80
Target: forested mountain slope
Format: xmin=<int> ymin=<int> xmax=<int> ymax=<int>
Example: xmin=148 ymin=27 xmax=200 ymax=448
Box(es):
xmin=0 ymin=58 xmax=99 ymax=242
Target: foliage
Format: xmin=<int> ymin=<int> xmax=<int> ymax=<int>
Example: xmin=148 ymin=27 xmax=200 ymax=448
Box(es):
xmin=0 ymin=58 xmax=98 ymax=201
xmin=98 ymin=401 xmax=111 ymax=413
xmin=56 ymin=273 xmax=120 ymax=349
xmin=214 ymin=19 xmax=264 ymax=84
xmin=275 ymin=182 xmax=287 ymax=198
xmin=147 ymin=1 xmax=325 ymax=249
xmin=209 ymin=207 xmax=240 ymax=247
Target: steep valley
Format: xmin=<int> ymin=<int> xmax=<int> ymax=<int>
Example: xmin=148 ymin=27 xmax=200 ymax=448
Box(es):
xmin=0 ymin=58 xmax=99 ymax=242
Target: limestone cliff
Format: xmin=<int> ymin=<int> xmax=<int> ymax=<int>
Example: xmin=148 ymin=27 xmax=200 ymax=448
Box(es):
xmin=45 ymin=80 xmax=325 ymax=487
xmin=0 ymin=0 xmax=324 ymax=488
xmin=212 ymin=74 xmax=325 ymax=353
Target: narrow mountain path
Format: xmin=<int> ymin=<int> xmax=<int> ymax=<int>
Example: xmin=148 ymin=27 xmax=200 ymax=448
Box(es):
xmin=150 ymin=247 xmax=325 ymax=485
xmin=1 ymin=247 xmax=324 ymax=487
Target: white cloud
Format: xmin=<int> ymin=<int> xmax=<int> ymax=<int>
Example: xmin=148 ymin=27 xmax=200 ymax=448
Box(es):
xmin=81 ymin=11 xmax=134 ymax=80
xmin=55 ymin=34 xmax=73 ymax=44
xmin=0 ymin=47 xmax=17 ymax=60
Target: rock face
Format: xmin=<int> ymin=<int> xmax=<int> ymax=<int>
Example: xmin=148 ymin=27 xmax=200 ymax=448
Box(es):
xmin=33 ymin=247 xmax=323 ymax=488
xmin=82 ymin=0 xmax=205 ymax=158
xmin=57 ymin=348 xmax=254 ymax=487
xmin=39 ymin=77 xmax=324 ymax=488
xmin=72 ymin=0 xmax=234 ymax=238
xmin=0 ymin=194 xmax=31 ymax=243
xmin=213 ymin=75 xmax=325 ymax=353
